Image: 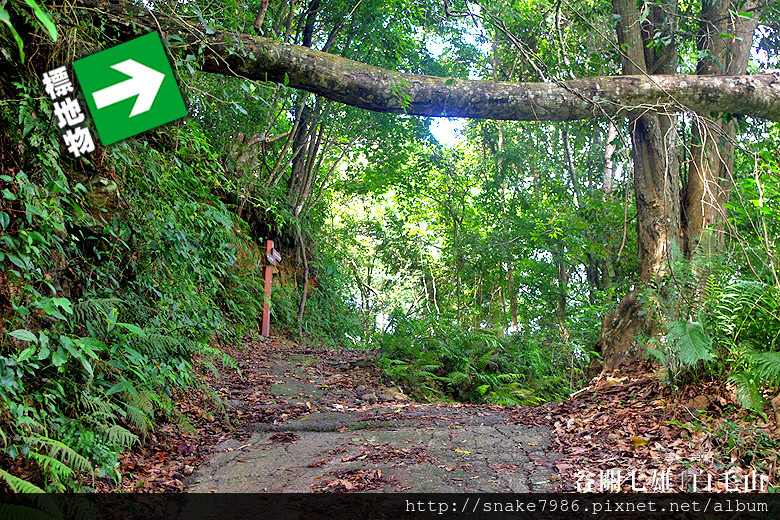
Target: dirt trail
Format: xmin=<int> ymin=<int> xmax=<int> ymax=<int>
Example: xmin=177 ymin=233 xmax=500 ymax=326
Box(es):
xmin=186 ymin=339 xmax=559 ymax=493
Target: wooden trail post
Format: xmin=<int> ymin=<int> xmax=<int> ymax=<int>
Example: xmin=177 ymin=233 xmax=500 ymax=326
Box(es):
xmin=262 ymin=240 xmax=281 ymax=337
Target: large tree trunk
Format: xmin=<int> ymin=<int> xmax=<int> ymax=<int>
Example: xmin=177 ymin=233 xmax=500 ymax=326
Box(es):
xmin=683 ymin=0 xmax=759 ymax=253
xmin=599 ymin=0 xmax=762 ymax=370
xmin=598 ymin=0 xmax=681 ymax=369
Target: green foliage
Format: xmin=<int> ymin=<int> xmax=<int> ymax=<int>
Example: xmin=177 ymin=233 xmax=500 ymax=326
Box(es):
xmin=0 ymin=66 xmax=258 ymax=490
xmin=641 ymin=238 xmax=780 ymax=410
xmin=378 ymin=314 xmax=581 ymax=405
xmin=673 ymin=416 xmax=780 ymax=477
xmin=0 ymin=0 xmax=57 ymax=62
xmin=0 ymin=0 xmax=776 ymax=494
xmin=0 ymin=469 xmax=45 ymax=493
xmin=667 ymin=318 xmax=713 ymax=366
xmin=269 ymin=249 xmax=362 ymax=346
xmin=0 ymin=493 xmax=98 ymax=520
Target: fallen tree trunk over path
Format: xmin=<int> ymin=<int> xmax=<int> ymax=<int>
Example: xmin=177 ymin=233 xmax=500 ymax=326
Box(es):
xmin=60 ymin=0 xmax=780 ymax=122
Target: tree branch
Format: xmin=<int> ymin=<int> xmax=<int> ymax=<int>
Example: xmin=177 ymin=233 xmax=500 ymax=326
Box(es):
xmin=60 ymin=0 xmax=780 ymax=122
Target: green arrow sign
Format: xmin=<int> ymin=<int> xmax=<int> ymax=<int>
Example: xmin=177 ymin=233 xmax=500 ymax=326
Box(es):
xmin=73 ymin=32 xmax=187 ymax=145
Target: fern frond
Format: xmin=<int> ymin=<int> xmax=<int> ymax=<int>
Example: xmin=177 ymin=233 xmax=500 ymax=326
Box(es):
xmin=445 ymin=371 xmax=470 ymax=386
xmin=0 ymin=504 xmax=57 ymax=520
xmin=0 ymin=468 xmax=45 ymax=493
xmin=135 ymin=333 xmax=188 ymax=357
xmin=27 ymin=452 xmax=74 ymax=483
xmin=645 ymin=347 xmax=668 ymax=365
xmin=31 ymin=436 xmax=93 ymax=474
xmin=72 ymin=297 xmax=126 ymax=325
xmin=174 ymin=413 xmax=197 ymax=435
xmin=414 ymin=362 xmax=442 ymax=373
xmin=102 ymin=424 xmax=139 ymax=448
xmin=124 ymin=404 xmax=152 ymax=437
xmin=728 ymin=372 xmax=763 ymax=412
xmin=475 ymin=373 xmax=501 ymax=389
xmin=197 ymin=345 xmax=241 ymax=375
xmin=197 ymin=358 xmax=221 ymax=379
xmin=128 ymin=389 xmax=154 ymax=415
xmin=751 ymin=351 xmax=780 ymax=386
xmin=667 ymin=320 xmax=713 ymax=365
xmin=476 ymin=352 xmax=492 ymax=372
xmin=61 ymin=497 xmax=99 ymax=520
xmin=17 ymin=415 xmax=46 ymax=435
xmin=196 ymin=383 xmax=226 ymax=414
xmin=714 ymin=281 xmax=768 ymax=337
xmin=80 ymin=392 xmax=122 ymax=416
xmin=25 ymin=495 xmax=64 ymax=520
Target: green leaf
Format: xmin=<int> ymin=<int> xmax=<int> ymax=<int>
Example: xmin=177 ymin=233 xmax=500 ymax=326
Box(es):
xmin=37 ymin=344 xmax=51 ymax=361
xmin=639 ymin=4 xmax=650 ymax=22
xmin=0 ymin=468 xmax=45 ymax=493
xmin=23 ymin=0 xmax=58 ymax=42
xmin=79 ymin=337 xmax=108 ymax=352
xmin=283 ymin=73 xmax=290 ymax=86
xmin=751 ymin=351 xmax=780 ymax=385
xmin=51 ymin=346 xmax=67 ymax=367
xmin=7 ymin=254 xmax=27 ymax=269
xmin=444 ymin=78 xmax=454 ymax=86
xmin=727 ymin=372 xmax=763 ymax=412
xmin=107 ymin=378 xmax=139 ymax=397
xmin=116 ymin=322 xmax=146 ymax=337
xmin=9 ymin=329 xmax=38 ymax=344
xmin=33 ymin=299 xmax=68 ymax=320
xmin=0 ymin=211 xmax=9 ymax=230
xmin=52 ymin=297 xmax=72 ymax=315
xmin=17 ymin=346 xmax=36 ymax=362
xmin=79 ymin=357 xmax=93 ymax=375
xmin=0 ymin=8 xmax=25 ymax=62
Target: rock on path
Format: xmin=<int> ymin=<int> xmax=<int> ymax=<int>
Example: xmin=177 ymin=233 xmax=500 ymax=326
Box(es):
xmin=186 ymin=341 xmax=558 ymax=493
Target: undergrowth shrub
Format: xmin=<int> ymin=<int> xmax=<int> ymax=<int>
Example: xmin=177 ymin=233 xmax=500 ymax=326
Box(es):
xmin=270 ymin=254 xmax=361 ymax=346
xmin=643 ymin=244 xmax=780 ymax=414
xmin=378 ymin=314 xmax=582 ymax=405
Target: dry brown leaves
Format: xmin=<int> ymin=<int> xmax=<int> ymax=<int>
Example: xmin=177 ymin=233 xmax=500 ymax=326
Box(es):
xmin=269 ymin=431 xmax=299 ymax=443
xmin=311 ymin=468 xmax=401 ymax=492
xmin=339 ymin=442 xmax=438 ymax=466
xmin=98 ymin=336 xmax=382 ymax=492
xmin=511 ymin=363 xmax=778 ymax=493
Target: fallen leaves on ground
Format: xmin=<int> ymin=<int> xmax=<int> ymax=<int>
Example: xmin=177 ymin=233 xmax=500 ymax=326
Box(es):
xmin=98 ymin=336 xmax=384 ymax=492
xmin=510 ymin=362 xmax=778 ymax=492
xmin=269 ymin=431 xmax=299 ymax=443
xmin=339 ymin=442 xmax=437 ymax=466
xmin=312 ymin=468 xmax=400 ymax=492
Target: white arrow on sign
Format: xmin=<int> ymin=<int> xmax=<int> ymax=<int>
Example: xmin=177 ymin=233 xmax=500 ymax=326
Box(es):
xmin=92 ymin=59 xmax=165 ymax=117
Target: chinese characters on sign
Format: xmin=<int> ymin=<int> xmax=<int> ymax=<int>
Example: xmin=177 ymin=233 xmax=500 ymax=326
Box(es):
xmin=575 ymin=467 xmax=770 ymax=493
xmin=41 ymin=66 xmax=95 ymax=158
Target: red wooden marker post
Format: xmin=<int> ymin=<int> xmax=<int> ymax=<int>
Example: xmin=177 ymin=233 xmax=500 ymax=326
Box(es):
xmin=261 ymin=240 xmax=281 ymax=337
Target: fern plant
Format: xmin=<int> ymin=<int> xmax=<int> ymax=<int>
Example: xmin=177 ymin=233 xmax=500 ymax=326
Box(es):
xmin=379 ymin=314 xmax=573 ymax=404
xmin=642 ymin=242 xmax=780 ymax=411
